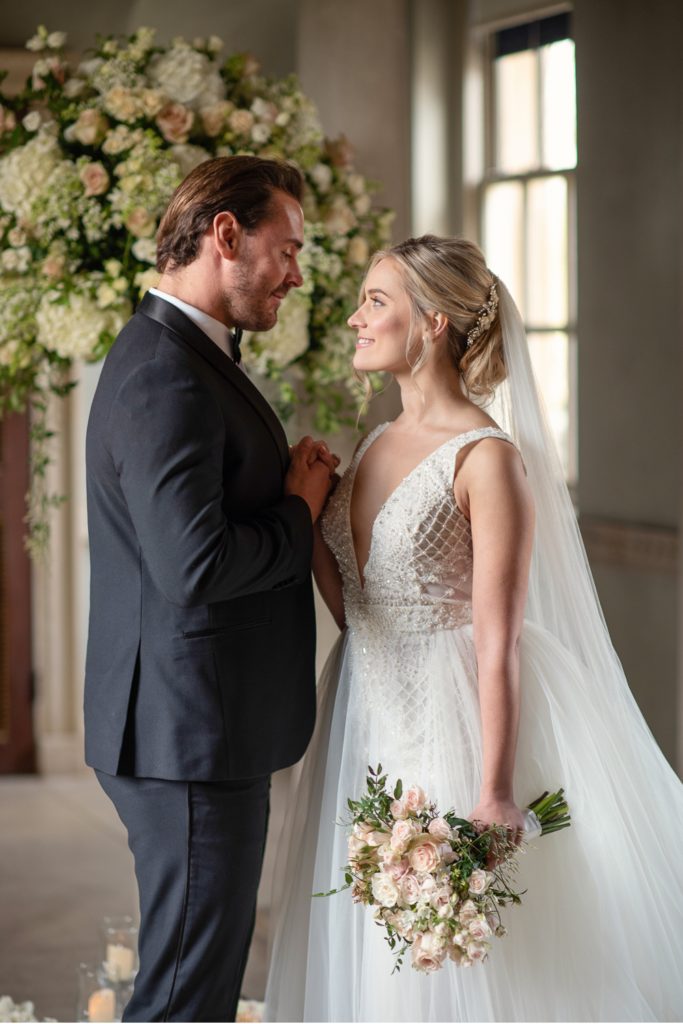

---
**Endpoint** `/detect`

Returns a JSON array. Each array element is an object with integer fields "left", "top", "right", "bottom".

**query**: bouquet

[{"left": 316, "top": 765, "right": 570, "bottom": 973}]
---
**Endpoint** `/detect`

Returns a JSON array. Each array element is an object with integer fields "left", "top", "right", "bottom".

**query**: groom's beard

[{"left": 224, "top": 256, "right": 289, "bottom": 333}]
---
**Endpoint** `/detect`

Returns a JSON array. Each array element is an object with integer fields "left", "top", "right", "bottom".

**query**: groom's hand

[{"left": 285, "top": 436, "right": 335, "bottom": 523}]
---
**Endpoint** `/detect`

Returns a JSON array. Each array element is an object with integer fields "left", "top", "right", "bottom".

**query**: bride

[{"left": 263, "top": 235, "right": 683, "bottom": 1022}]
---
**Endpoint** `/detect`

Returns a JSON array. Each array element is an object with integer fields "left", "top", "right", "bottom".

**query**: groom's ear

[{"left": 212, "top": 211, "right": 242, "bottom": 262}]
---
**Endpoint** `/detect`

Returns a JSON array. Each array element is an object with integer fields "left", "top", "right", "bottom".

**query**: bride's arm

[
  {"left": 455, "top": 438, "right": 535, "bottom": 836},
  {"left": 312, "top": 519, "right": 345, "bottom": 630}
]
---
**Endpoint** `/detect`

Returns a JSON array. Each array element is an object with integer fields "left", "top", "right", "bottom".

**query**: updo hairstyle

[{"left": 366, "top": 234, "right": 506, "bottom": 401}]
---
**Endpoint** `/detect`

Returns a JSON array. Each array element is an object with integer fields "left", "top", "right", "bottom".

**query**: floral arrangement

[
  {"left": 0, "top": 26, "right": 393, "bottom": 552},
  {"left": 0, "top": 996, "right": 55, "bottom": 1023},
  {"left": 316, "top": 766, "right": 570, "bottom": 973}
]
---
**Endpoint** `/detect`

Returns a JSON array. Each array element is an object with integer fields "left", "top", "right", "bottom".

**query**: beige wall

[{"left": 574, "top": 0, "right": 682, "bottom": 763}]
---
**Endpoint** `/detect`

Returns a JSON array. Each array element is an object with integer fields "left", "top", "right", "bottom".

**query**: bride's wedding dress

[{"left": 264, "top": 282, "right": 683, "bottom": 1022}]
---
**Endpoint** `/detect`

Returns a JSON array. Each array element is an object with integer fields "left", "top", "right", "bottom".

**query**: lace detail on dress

[{"left": 320, "top": 424, "right": 516, "bottom": 752}]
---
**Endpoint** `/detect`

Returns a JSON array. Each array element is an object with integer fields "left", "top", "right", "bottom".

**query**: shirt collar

[{"left": 149, "top": 288, "right": 235, "bottom": 361}]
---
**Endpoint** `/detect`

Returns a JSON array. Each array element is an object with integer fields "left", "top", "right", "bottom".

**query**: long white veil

[{"left": 494, "top": 277, "right": 681, "bottom": 794}]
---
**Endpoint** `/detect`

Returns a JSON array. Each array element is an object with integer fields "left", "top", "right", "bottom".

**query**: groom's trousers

[{"left": 96, "top": 770, "right": 270, "bottom": 1023}]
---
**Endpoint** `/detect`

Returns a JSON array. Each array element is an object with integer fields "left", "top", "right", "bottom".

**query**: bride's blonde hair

[{"left": 359, "top": 234, "right": 506, "bottom": 403}]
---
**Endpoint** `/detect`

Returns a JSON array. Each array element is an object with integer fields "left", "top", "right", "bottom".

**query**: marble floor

[{"left": 0, "top": 768, "right": 291, "bottom": 1022}]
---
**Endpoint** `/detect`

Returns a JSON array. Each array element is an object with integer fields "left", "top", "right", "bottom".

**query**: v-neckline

[{"left": 347, "top": 423, "right": 485, "bottom": 591}]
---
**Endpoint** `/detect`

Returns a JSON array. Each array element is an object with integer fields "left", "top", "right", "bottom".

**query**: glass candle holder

[
  {"left": 101, "top": 915, "right": 139, "bottom": 984},
  {"left": 76, "top": 963, "right": 117, "bottom": 1022}
]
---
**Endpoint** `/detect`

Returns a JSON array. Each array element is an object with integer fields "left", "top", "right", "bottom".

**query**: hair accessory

[{"left": 466, "top": 279, "right": 499, "bottom": 348}]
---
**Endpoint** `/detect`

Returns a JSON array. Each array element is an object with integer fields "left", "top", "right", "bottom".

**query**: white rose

[
  {"left": 22, "top": 111, "right": 42, "bottom": 133},
  {"left": 132, "top": 238, "right": 157, "bottom": 264},
  {"left": 309, "top": 161, "right": 333, "bottom": 192},
  {"left": 47, "top": 31, "right": 67, "bottom": 49},
  {"left": 354, "top": 194, "right": 372, "bottom": 216},
  {"left": 65, "top": 108, "right": 109, "bottom": 146},
  {"left": 135, "top": 267, "right": 161, "bottom": 296},
  {"left": 347, "top": 172, "right": 365, "bottom": 196},
  {"left": 8, "top": 227, "right": 27, "bottom": 246},
  {"left": 63, "top": 78, "right": 86, "bottom": 98},
  {"left": 96, "top": 283, "right": 118, "bottom": 308},
  {"left": 104, "top": 86, "right": 140, "bottom": 123},
  {"left": 370, "top": 871, "right": 399, "bottom": 908},
  {"left": 468, "top": 869, "right": 493, "bottom": 896},
  {"left": 251, "top": 122, "right": 271, "bottom": 145}
]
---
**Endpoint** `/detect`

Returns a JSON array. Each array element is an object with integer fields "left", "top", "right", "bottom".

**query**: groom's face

[{"left": 227, "top": 190, "right": 304, "bottom": 332}]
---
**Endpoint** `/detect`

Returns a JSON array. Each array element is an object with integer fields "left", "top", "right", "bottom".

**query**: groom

[{"left": 84, "top": 156, "right": 334, "bottom": 1022}]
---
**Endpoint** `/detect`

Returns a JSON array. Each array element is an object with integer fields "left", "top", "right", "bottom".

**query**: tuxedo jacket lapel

[{"left": 138, "top": 292, "right": 289, "bottom": 471}]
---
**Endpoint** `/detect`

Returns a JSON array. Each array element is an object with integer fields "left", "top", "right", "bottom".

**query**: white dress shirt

[{"left": 149, "top": 287, "right": 236, "bottom": 361}]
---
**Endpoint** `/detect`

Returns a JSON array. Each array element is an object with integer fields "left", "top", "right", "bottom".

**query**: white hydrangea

[
  {"left": 170, "top": 143, "right": 212, "bottom": 177},
  {"left": 244, "top": 290, "right": 311, "bottom": 373},
  {"left": 36, "top": 287, "right": 130, "bottom": 360},
  {"left": 147, "top": 44, "right": 225, "bottom": 109},
  {"left": 0, "top": 129, "right": 63, "bottom": 223}
]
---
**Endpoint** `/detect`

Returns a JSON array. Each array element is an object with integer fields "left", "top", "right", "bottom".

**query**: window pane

[
  {"left": 527, "top": 175, "right": 567, "bottom": 326},
  {"left": 483, "top": 181, "right": 525, "bottom": 316},
  {"left": 527, "top": 331, "right": 569, "bottom": 475},
  {"left": 541, "top": 40, "right": 577, "bottom": 169},
  {"left": 494, "top": 50, "right": 539, "bottom": 173}
]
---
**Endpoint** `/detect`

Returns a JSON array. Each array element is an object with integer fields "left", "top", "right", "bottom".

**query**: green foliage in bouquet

[{"left": 0, "top": 26, "right": 394, "bottom": 552}]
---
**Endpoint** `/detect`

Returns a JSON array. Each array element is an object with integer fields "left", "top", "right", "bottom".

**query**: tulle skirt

[{"left": 264, "top": 622, "right": 683, "bottom": 1022}]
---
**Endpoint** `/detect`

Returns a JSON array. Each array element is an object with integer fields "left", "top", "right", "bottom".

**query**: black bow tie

[{"left": 231, "top": 328, "right": 243, "bottom": 365}]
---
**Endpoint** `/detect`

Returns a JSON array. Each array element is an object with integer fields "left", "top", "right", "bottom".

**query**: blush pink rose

[
  {"left": 407, "top": 836, "right": 441, "bottom": 873},
  {"left": 79, "top": 161, "right": 110, "bottom": 197},
  {"left": 458, "top": 899, "right": 478, "bottom": 924},
  {"left": 370, "top": 871, "right": 399, "bottom": 908},
  {"left": 468, "top": 915, "right": 492, "bottom": 941},
  {"left": 427, "top": 816, "right": 452, "bottom": 841},
  {"left": 399, "top": 872, "right": 421, "bottom": 906},
  {"left": 385, "top": 856, "right": 410, "bottom": 882},
  {"left": 410, "top": 931, "right": 447, "bottom": 973},
  {"left": 404, "top": 785, "right": 427, "bottom": 814},
  {"left": 390, "top": 819, "right": 419, "bottom": 854},
  {"left": 466, "top": 939, "right": 490, "bottom": 962},
  {"left": 156, "top": 102, "right": 194, "bottom": 143},
  {"left": 390, "top": 797, "right": 408, "bottom": 820}
]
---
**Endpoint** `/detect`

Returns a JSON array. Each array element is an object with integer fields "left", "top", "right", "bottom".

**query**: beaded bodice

[{"left": 321, "top": 423, "right": 514, "bottom": 636}]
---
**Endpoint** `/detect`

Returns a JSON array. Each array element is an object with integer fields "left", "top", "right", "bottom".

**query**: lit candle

[
  {"left": 105, "top": 942, "right": 136, "bottom": 982},
  {"left": 88, "top": 987, "right": 116, "bottom": 1022}
]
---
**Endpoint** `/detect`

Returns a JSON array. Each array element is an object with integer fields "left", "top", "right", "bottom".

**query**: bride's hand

[{"left": 468, "top": 796, "right": 526, "bottom": 867}]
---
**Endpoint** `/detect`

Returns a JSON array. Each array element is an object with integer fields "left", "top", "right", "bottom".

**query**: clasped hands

[{"left": 284, "top": 435, "right": 340, "bottom": 523}]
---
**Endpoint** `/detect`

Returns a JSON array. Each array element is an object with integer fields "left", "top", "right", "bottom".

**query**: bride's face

[{"left": 348, "top": 258, "right": 417, "bottom": 374}]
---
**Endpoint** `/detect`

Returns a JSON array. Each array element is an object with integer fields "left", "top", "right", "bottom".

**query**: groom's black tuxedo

[
  {"left": 85, "top": 292, "right": 317, "bottom": 1021},
  {"left": 85, "top": 292, "right": 316, "bottom": 780}
]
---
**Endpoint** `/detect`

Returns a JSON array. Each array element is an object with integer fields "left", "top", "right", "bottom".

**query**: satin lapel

[{"left": 137, "top": 292, "right": 289, "bottom": 471}]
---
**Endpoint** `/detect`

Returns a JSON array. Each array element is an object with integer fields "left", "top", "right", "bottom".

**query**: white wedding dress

[{"left": 264, "top": 422, "right": 683, "bottom": 1022}]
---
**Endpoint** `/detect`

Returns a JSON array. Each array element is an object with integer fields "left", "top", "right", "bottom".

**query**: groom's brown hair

[{"left": 156, "top": 155, "right": 304, "bottom": 272}]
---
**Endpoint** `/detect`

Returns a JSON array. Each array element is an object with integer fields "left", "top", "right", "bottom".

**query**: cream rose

[
  {"left": 347, "top": 235, "right": 369, "bottom": 267},
  {"left": 66, "top": 108, "right": 109, "bottom": 146},
  {"left": 468, "top": 869, "right": 493, "bottom": 896},
  {"left": 79, "top": 161, "right": 110, "bottom": 197},
  {"left": 156, "top": 102, "right": 194, "bottom": 144},
  {"left": 370, "top": 872, "right": 399, "bottom": 908},
  {"left": 468, "top": 915, "right": 492, "bottom": 941},
  {"left": 41, "top": 253, "right": 66, "bottom": 280},
  {"left": 104, "top": 86, "right": 141, "bottom": 123},
  {"left": 228, "top": 109, "right": 255, "bottom": 135},
  {"left": 126, "top": 207, "right": 156, "bottom": 238},
  {"left": 407, "top": 836, "right": 442, "bottom": 874},
  {"left": 200, "top": 101, "right": 234, "bottom": 137},
  {"left": 458, "top": 899, "right": 478, "bottom": 925}
]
